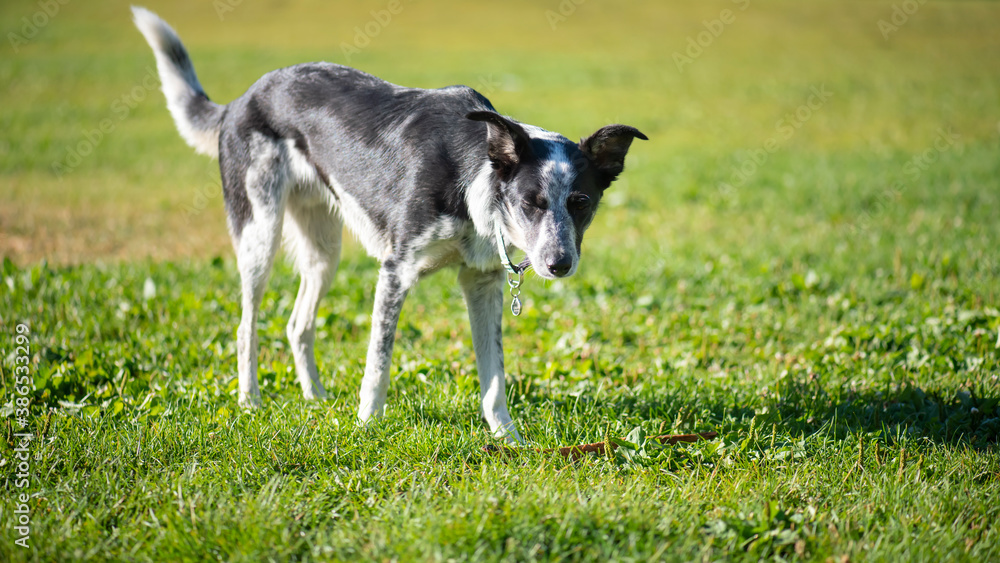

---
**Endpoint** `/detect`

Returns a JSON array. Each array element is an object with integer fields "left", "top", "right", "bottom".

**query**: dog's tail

[{"left": 131, "top": 6, "right": 224, "bottom": 159}]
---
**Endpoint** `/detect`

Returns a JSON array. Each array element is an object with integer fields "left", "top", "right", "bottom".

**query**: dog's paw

[
  {"left": 302, "top": 386, "right": 328, "bottom": 402},
  {"left": 238, "top": 392, "right": 262, "bottom": 409},
  {"left": 493, "top": 424, "right": 524, "bottom": 446}
]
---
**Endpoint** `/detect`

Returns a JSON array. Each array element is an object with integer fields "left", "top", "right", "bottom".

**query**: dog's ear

[
  {"left": 579, "top": 125, "right": 648, "bottom": 186},
  {"left": 467, "top": 111, "right": 532, "bottom": 179}
]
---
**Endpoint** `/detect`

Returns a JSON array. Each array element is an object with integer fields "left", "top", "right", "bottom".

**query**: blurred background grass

[{"left": 2, "top": 0, "right": 998, "bottom": 265}]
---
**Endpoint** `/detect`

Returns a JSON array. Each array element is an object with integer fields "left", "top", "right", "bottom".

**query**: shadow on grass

[{"left": 500, "top": 376, "right": 1000, "bottom": 450}]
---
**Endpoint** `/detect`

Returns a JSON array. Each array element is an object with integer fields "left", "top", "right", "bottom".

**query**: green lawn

[{"left": 2, "top": 0, "right": 999, "bottom": 561}]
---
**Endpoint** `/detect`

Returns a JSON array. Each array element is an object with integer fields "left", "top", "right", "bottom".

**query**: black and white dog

[{"left": 133, "top": 7, "right": 646, "bottom": 442}]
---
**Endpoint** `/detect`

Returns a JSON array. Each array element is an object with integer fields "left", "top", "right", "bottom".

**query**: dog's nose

[{"left": 547, "top": 258, "right": 572, "bottom": 278}]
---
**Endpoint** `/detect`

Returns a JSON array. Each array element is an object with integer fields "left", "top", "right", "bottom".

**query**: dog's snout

[{"left": 547, "top": 257, "right": 572, "bottom": 277}]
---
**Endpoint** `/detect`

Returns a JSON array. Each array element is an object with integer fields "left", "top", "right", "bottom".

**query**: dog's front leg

[
  {"left": 459, "top": 267, "right": 523, "bottom": 444},
  {"left": 357, "top": 261, "right": 410, "bottom": 423}
]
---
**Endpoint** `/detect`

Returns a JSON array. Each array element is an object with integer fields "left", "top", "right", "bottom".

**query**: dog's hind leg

[
  {"left": 235, "top": 213, "right": 283, "bottom": 408},
  {"left": 284, "top": 197, "right": 343, "bottom": 400},
  {"left": 230, "top": 140, "right": 288, "bottom": 409},
  {"left": 459, "top": 267, "right": 522, "bottom": 443},
  {"left": 357, "top": 260, "right": 412, "bottom": 424}
]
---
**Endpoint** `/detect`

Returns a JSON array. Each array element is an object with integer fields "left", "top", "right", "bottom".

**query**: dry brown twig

[{"left": 484, "top": 432, "right": 719, "bottom": 461}]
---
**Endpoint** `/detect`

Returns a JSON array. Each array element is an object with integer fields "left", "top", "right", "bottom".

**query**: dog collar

[
  {"left": 494, "top": 220, "right": 524, "bottom": 316},
  {"left": 494, "top": 220, "right": 521, "bottom": 276}
]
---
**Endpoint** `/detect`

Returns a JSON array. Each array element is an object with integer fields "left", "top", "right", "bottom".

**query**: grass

[{"left": 2, "top": 0, "right": 999, "bottom": 561}]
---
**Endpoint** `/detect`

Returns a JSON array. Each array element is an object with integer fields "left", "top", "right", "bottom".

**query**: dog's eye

[
  {"left": 567, "top": 194, "right": 591, "bottom": 212},
  {"left": 524, "top": 194, "right": 548, "bottom": 211}
]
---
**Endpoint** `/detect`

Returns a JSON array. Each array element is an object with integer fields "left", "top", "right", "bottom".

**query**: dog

[{"left": 132, "top": 7, "right": 646, "bottom": 442}]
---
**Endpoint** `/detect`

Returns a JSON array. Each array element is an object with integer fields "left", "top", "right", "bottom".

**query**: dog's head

[{"left": 468, "top": 111, "right": 647, "bottom": 279}]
